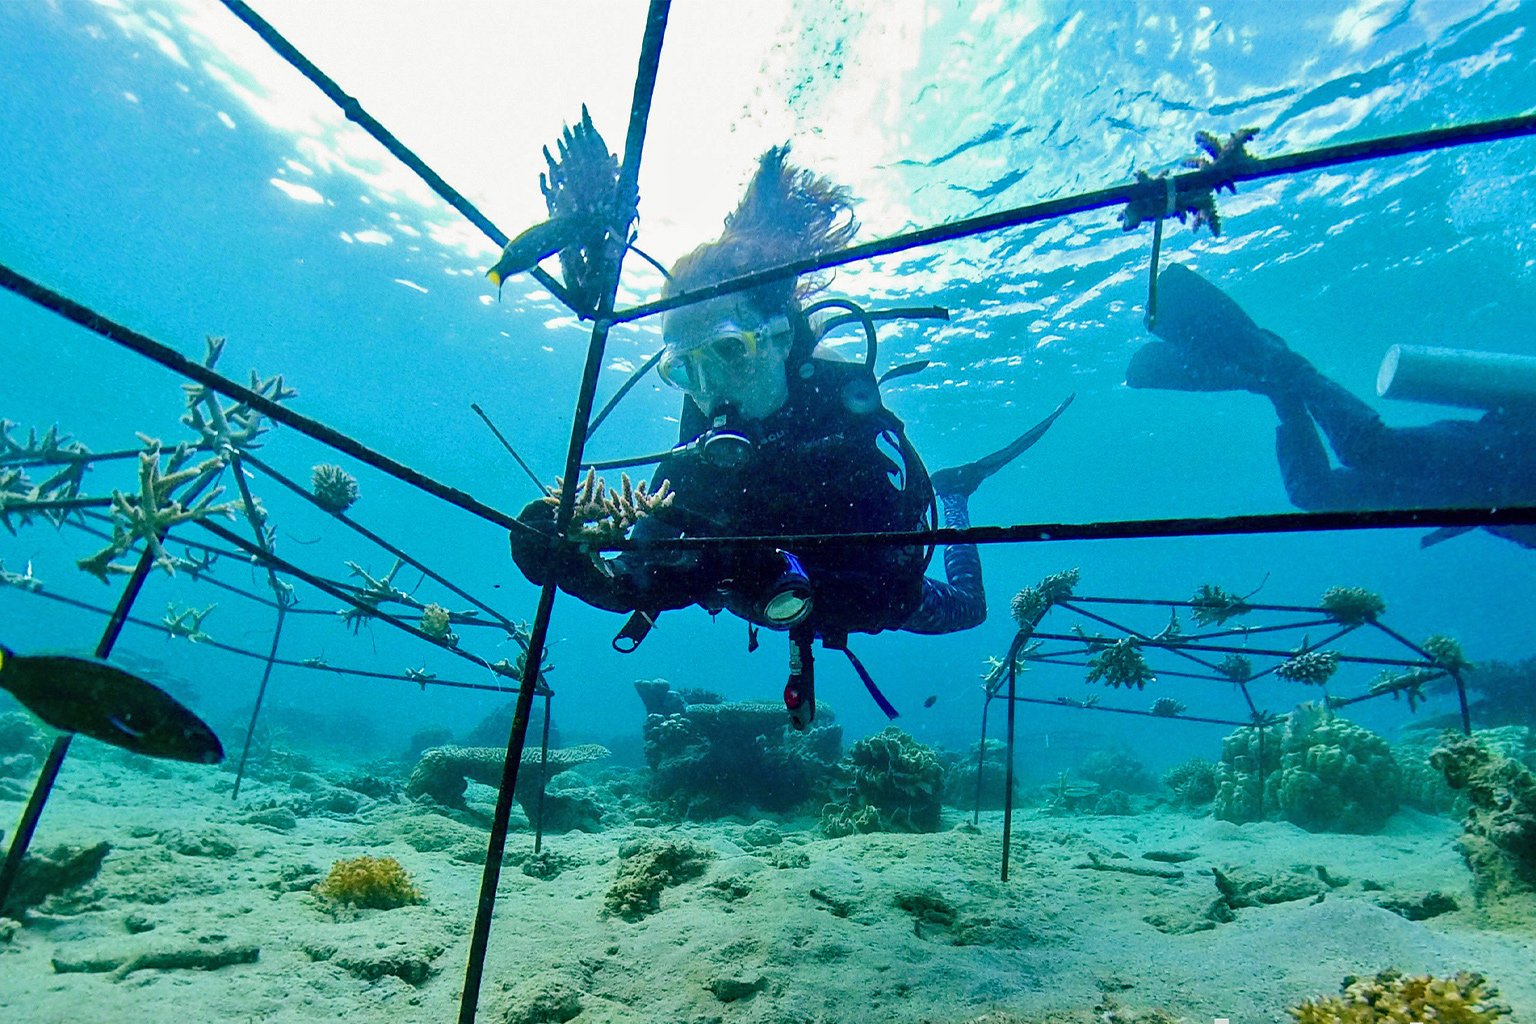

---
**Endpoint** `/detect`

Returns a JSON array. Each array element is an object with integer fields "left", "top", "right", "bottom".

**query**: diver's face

[{"left": 660, "top": 298, "right": 791, "bottom": 420}]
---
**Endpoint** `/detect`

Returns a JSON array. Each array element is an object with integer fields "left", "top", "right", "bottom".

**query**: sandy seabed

[{"left": 1, "top": 748, "right": 1532, "bottom": 1024}]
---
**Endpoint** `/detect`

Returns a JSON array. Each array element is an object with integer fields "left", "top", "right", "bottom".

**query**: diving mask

[{"left": 657, "top": 316, "right": 790, "bottom": 392}]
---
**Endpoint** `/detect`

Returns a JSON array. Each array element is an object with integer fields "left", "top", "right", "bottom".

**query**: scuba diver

[
  {"left": 509, "top": 146, "right": 1070, "bottom": 728},
  {"left": 1126, "top": 263, "right": 1536, "bottom": 549}
]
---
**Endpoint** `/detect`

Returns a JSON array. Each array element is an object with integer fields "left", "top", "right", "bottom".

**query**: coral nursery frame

[{"left": 974, "top": 582, "right": 1473, "bottom": 880}]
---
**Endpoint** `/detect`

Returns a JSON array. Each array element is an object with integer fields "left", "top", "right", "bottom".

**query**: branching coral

[
  {"left": 1216, "top": 654, "right": 1253, "bottom": 683},
  {"left": 162, "top": 602, "right": 216, "bottom": 644},
  {"left": 1288, "top": 969, "right": 1507, "bottom": 1024},
  {"left": 313, "top": 855, "right": 423, "bottom": 910},
  {"left": 1009, "top": 567, "right": 1079, "bottom": 629},
  {"left": 1423, "top": 634, "right": 1473, "bottom": 674},
  {"left": 179, "top": 335, "right": 296, "bottom": 452},
  {"left": 1189, "top": 583, "right": 1254, "bottom": 626},
  {"left": 337, "top": 558, "right": 411, "bottom": 632},
  {"left": 544, "top": 469, "right": 673, "bottom": 552},
  {"left": 1320, "top": 586, "right": 1386, "bottom": 625},
  {"left": 310, "top": 464, "right": 359, "bottom": 514},
  {"left": 1369, "top": 668, "right": 1436, "bottom": 712},
  {"left": 78, "top": 443, "right": 237, "bottom": 581},
  {"left": 1150, "top": 697, "right": 1186, "bottom": 717},
  {"left": 1277, "top": 644, "right": 1339, "bottom": 686},
  {"left": 1119, "top": 128, "right": 1259, "bottom": 237},
  {"left": 1083, "top": 634, "right": 1155, "bottom": 689},
  {"left": 418, "top": 604, "right": 458, "bottom": 647},
  {"left": 0, "top": 421, "right": 92, "bottom": 532}
]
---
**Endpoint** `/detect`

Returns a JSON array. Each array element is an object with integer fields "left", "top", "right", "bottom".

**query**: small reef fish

[
  {"left": 922, "top": 694, "right": 937, "bottom": 708},
  {"left": 485, "top": 217, "right": 585, "bottom": 294},
  {"left": 0, "top": 644, "right": 223, "bottom": 764}
]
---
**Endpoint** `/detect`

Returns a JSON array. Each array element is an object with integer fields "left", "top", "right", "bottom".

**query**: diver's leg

[
  {"left": 1272, "top": 394, "right": 1358, "bottom": 510},
  {"left": 929, "top": 395, "right": 1073, "bottom": 498},
  {"left": 900, "top": 493, "right": 987, "bottom": 635}
]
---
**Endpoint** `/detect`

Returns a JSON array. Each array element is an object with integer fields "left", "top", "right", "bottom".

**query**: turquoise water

[{"left": 1, "top": 1, "right": 1535, "bottom": 1017}]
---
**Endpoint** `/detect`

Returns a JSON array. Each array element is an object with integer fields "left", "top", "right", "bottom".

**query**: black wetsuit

[
  {"left": 1274, "top": 375, "right": 1536, "bottom": 549},
  {"left": 511, "top": 357, "right": 989, "bottom": 636}
]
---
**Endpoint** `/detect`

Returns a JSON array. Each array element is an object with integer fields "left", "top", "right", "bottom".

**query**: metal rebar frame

[
  {"left": 1, "top": 5, "right": 1532, "bottom": 1020},
  {"left": 977, "top": 592, "right": 1473, "bottom": 880}
]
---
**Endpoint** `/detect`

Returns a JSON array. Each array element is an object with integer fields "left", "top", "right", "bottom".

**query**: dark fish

[
  {"left": 923, "top": 694, "right": 937, "bottom": 708},
  {"left": 485, "top": 216, "right": 587, "bottom": 293},
  {"left": 0, "top": 645, "right": 223, "bottom": 764}
]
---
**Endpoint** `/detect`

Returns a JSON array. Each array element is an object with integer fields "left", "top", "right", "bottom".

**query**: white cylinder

[{"left": 1376, "top": 344, "right": 1536, "bottom": 411}]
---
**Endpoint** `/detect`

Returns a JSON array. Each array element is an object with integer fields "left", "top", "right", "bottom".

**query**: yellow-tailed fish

[
  {"left": 0, "top": 644, "right": 223, "bottom": 764},
  {"left": 485, "top": 216, "right": 585, "bottom": 294}
]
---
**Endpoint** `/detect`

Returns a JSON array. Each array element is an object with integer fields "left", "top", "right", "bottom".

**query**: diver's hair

[{"left": 664, "top": 145, "right": 857, "bottom": 320}]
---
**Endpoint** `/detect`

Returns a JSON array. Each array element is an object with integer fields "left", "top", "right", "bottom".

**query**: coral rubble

[{"left": 603, "top": 836, "right": 712, "bottom": 921}]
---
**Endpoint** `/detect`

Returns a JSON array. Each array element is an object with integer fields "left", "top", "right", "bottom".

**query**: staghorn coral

[
  {"left": 1429, "top": 733, "right": 1536, "bottom": 907},
  {"left": 1320, "top": 586, "right": 1386, "bottom": 625},
  {"left": 1369, "top": 668, "right": 1436, "bottom": 712},
  {"left": 310, "top": 464, "right": 359, "bottom": 514},
  {"left": 821, "top": 726, "right": 943, "bottom": 835},
  {"left": 1188, "top": 583, "right": 1253, "bottom": 626},
  {"left": 1009, "top": 567, "right": 1079, "bottom": 629},
  {"left": 1288, "top": 969, "right": 1507, "bottom": 1024},
  {"left": 603, "top": 837, "right": 712, "bottom": 921},
  {"left": 313, "top": 855, "right": 423, "bottom": 910},
  {"left": 77, "top": 443, "right": 238, "bottom": 581},
  {"left": 1150, "top": 696, "right": 1186, "bottom": 717},
  {"left": 545, "top": 468, "right": 673, "bottom": 552}
]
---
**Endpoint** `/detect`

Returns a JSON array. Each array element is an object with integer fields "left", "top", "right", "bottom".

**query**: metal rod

[
  {"left": 532, "top": 691, "right": 553, "bottom": 856},
  {"left": 457, "top": 6, "right": 671, "bottom": 1023},
  {"left": 0, "top": 542, "right": 157, "bottom": 912},
  {"left": 215, "top": 0, "right": 579, "bottom": 314},
  {"left": 972, "top": 692, "right": 991, "bottom": 826},
  {"left": 608, "top": 504, "right": 1536, "bottom": 552},
  {"left": 0, "top": 262, "right": 527, "bottom": 539},
  {"left": 8, "top": 583, "right": 522, "bottom": 695},
  {"left": 1000, "top": 631, "right": 1024, "bottom": 882},
  {"left": 227, "top": 452, "right": 290, "bottom": 801},
  {"left": 609, "top": 112, "right": 1536, "bottom": 325},
  {"left": 239, "top": 452, "right": 526, "bottom": 635}
]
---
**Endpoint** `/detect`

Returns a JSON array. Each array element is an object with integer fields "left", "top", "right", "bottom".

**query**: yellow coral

[
  {"left": 1289, "top": 970, "right": 1507, "bottom": 1024},
  {"left": 313, "top": 855, "right": 424, "bottom": 910}
]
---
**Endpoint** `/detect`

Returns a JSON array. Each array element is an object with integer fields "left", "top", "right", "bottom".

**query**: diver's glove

[{"left": 508, "top": 499, "right": 587, "bottom": 587}]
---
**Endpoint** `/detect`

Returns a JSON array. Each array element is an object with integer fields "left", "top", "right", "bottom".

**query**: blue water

[{"left": 1, "top": 0, "right": 1533, "bottom": 808}]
